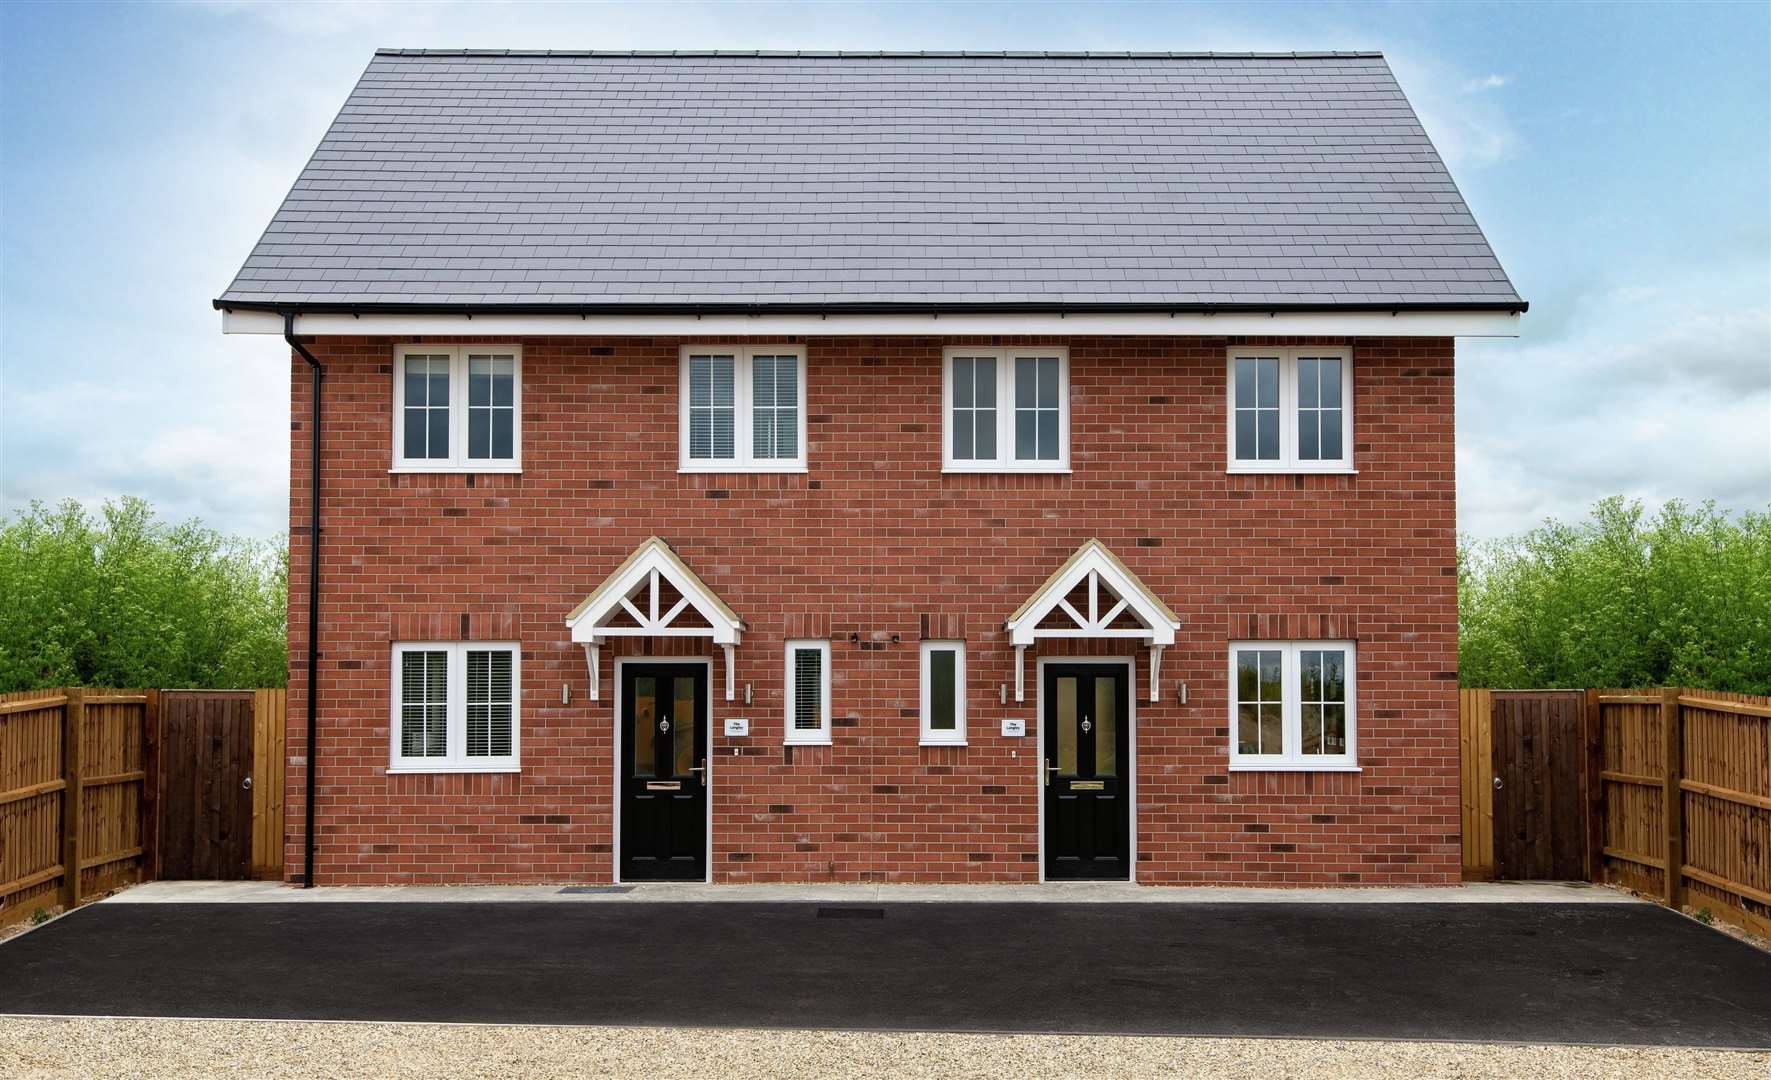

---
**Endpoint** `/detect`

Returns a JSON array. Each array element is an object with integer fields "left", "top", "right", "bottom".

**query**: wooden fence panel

[
  {"left": 1675, "top": 692, "right": 1771, "bottom": 935},
  {"left": 251, "top": 689, "right": 287, "bottom": 880},
  {"left": 1459, "top": 688, "right": 1495, "bottom": 879},
  {"left": 2, "top": 686, "right": 277, "bottom": 926},
  {"left": 0, "top": 691, "right": 67, "bottom": 926},
  {"left": 1598, "top": 691, "right": 1667, "bottom": 899}
]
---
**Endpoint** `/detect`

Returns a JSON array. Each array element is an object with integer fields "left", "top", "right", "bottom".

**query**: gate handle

[
  {"left": 243, "top": 776, "right": 253, "bottom": 790},
  {"left": 1492, "top": 776, "right": 1502, "bottom": 790}
]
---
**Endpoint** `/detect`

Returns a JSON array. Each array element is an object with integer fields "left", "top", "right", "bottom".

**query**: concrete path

[
  {"left": 2, "top": 897, "right": 1767, "bottom": 1047},
  {"left": 108, "top": 878, "right": 1635, "bottom": 904}
]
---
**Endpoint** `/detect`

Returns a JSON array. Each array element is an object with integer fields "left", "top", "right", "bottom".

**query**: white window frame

[
  {"left": 391, "top": 344, "right": 523, "bottom": 472},
  {"left": 678, "top": 345, "right": 808, "bottom": 473},
  {"left": 941, "top": 346, "right": 1071, "bottom": 473},
  {"left": 389, "top": 641, "right": 522, "bottom": 773},
  {"left": 783, "top": 639, "right": 831, "bottom": 745},
  {"left": 919, "top": 640, "right": 967, "bottom": 746},
  {"left": 1226, "top": 640, "right": 1358, "bottom": 771},
  {"left": 1225, "top": 346, "right": 1354, "bottom": 473}
]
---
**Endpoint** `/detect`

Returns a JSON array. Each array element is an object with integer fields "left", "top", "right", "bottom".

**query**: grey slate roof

[{"left": 216, "top": 50, "right": 1523, "bottom": 311}]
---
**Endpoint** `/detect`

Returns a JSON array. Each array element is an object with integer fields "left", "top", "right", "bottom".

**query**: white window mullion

[
  {"left": 448, "top": 645, "right": 467, "bottom": 769},
  {"left": 735, "top": 349, "right": 755, "bottom": 467},
  {"left": 1282, "top": 646, "right": 1302, "bottom": 766},
  {"left": 996, "top": 354, "right": 1014, "bottom": 461},
  {"left": 1278, "top": 354, "right": 1296, "bottom": 467}
]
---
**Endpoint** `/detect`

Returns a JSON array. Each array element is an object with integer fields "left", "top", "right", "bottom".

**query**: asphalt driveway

[{"left": 1, "top": 901, "right": 1768, "bottom": 1047}]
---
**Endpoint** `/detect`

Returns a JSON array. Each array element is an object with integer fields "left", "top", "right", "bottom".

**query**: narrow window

[
  {"left": 467, "top": 354, "right": 516, "bottom": 462},
  {"left": 1227, "top": 348, "right": 1352, "bottom": 471},
  {"left": 1232, "top": 356, "right": 1280, "bottom": 462},
  {"left": 1228, "top": 641, "right": 1356, "bottom": 770},
  {"left": 784, "top": 639, "right": 831, "bottom": 745},
  {"left": 751, "top": 353, "right": 800, "bottom": 460},
  {"left": 393, "top": 345, "right": 521, "bottom": 471},
  {"left": 687, "top": 353, "right": 737, "bottom": 462},
  {"left": 919, "top": 640, "right": 966, "bottom": 745},
  {"left": 1014, "top": 356, "right": 1062, "bottom": 462},
  {"left": 943, "top": 348, "right": 1069, "bottom": 472},
  {"left": 465, "top": 648, "right": 514, "bottom": 758},
  {"left": 680, "top": 346, "right": 806, "bottom": 471},
  {"left": 402, "top": 354, "right": 452, "bottom": 461},
  {"left": 399, "top": 648, "right": 449, "bottom": 758},
  {"left": 391, "top": 642, "right": 521, "bottom": 772},
  {"left": 949, "top": 356, "right": 997, "bottom": 461}
]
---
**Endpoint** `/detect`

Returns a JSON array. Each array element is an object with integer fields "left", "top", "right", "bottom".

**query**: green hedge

[
  {"left": 0, "top": 498, "right": 287, "bottom": 692},
  {"left": 1459, "top": 498, "right": 1771, "bottom": 694}
]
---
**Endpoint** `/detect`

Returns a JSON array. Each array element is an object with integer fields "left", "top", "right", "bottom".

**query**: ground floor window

[
  {"left": 919, "top": 640, "right": 966, "bottom": 745},
  {"left": 1227, "top": 641, "right": 1356, "bottom": 770},
  {"left": 390, "top": 642, "right": 520, "bottom": 772},
  {"left": 784, "top": 639, "right": 830, "bottom": 745}
]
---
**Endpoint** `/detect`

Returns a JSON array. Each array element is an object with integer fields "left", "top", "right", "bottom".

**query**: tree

[
  {"left": 1459, "top": 498, "right": 1771, "bottom": 693},
  {"left": 0, "top": 498, "right": 287, "bottom": 691}
]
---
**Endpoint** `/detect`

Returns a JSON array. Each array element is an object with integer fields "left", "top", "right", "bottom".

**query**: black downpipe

[{"left": 284, "top": 313, "right": 322, "bottom": 888}]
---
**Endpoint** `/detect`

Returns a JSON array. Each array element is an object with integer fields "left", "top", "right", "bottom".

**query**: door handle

[
  {"left": 689, "top": 762, "right": 706, "bottom": 778},
  {"left": 1044, "top": 762, "right": 1058, "bottom": 786},
  {"left": 1492, "top": 776, "right": 1502, "bottom": 790},
  {"left": 242, "top": 776, "right": 253, "bottom": 790}
]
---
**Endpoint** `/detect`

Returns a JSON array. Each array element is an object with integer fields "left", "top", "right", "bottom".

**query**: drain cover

[
  {"left": 558, "top": 885, "right": 635, "bottom": 895},
  {"left": 816, "top": 906, "right": 885, "bottom": 920}
]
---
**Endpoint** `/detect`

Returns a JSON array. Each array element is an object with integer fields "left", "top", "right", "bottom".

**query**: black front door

[
  {"left": 620, "top": 663, "right": 709, "bottom": 881},
  {"left": 1043, "top": 663, "right": 1131, "bottom": 880}
]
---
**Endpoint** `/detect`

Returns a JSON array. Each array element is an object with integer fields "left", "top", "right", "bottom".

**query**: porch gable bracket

[
  {"left": 1004, "top": 539, "right": 1182, "bottom": 703},
  {"left": 565, "top": 537, "right": 745, "bottom": 700}
]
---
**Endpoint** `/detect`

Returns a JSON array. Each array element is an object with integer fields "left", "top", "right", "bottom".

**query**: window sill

[
  {"left": 390, "top": 465, "right": 523, "bottom": 475},
  {"left": 783, "top": 737, "right": 832, "bottom": 747},
  {"left": 678, "top": 464, "right": 808, "bottom": 475},
  {"left": 387, "top": 765, "right": 522, "bottom": 775},
  {"left": 1226, "top": 465, "right": 1357, "bottom": 476},
  {"left": 942, "top": 465, "right": 1071, "bottom": 475},
  {"left": 1228, "top": 763, "right": 1361, "bottom": 773}
]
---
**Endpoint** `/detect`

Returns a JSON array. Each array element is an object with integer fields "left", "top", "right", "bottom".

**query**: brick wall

[{"left": 284, "top": 334, "right": 1460, "bottom": 886}]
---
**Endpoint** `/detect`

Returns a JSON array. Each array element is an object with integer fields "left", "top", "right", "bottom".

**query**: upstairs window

[
  {"left": 391, "top": 642, "right": 521, "bottom": 773},
  {"left": 680, "top": 346, "right": 806, "bottom": 471},
  {"left": 919, "top": 640, "right": 966, "bottom": 746},
  {"left": 784, "top": 639, "right": 831, "bottom": 745},
  {"left": 1227, "top": 641, "right": 1356, "bottom": 771},
  {"left": 393, "top": 345, "right": 521, "bottom": 471},
  {"left": 1226, "top": 347, "right": 1353, "bottom": 471},
  {"left": 943, "top": 347, "right": 1069, "bottom": 472}
]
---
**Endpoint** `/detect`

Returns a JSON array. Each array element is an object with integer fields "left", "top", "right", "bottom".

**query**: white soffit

[{"left": 223, "top": 309, "right": 1522, "bottom": 338}]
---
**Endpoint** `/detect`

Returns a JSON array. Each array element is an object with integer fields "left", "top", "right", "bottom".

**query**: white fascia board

[{"left": 224, "top": 308, "right": 1522, "bottom": 338}]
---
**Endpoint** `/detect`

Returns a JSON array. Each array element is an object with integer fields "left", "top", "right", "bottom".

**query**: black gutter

[
  {"left": 284, "top": 313, "right": 323, "bottom": 889},
  {"left": 219, "top": 298, "right": 1527, "bottom": 316}
]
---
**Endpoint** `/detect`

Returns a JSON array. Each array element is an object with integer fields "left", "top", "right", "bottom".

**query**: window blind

[
  {"left": 400, "top": 649, "right": 448, "bottom": 757},
  {"left": 792, "top": 647, "right": 823, "bottom": 731},
  {"left": 466, "top": 649, "right": 514, "bottom": 757}
]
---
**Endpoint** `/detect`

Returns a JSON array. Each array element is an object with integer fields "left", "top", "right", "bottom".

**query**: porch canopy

[
  {"left": 1005, "top": 539, "right": 1182, "bottom": 703},
  {"left": 566, "top": 537, "right": 745, "bottom": 701}
]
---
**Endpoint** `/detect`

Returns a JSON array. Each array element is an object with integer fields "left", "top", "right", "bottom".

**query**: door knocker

[
  {"left": 660, "top": 718, "right": 671, "bottom": 733},
  {"left": 1081, "top": 718, "right": 1092, "bottom": 734}
]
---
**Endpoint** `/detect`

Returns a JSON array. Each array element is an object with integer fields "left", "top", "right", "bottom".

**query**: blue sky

[{"left": 2, "top": 0, "right": 1766, "bottom": 540}]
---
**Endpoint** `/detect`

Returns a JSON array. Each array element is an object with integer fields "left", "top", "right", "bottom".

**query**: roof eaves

[{"left": 372, "top": 48, "right": 1387, "bottom": 60}]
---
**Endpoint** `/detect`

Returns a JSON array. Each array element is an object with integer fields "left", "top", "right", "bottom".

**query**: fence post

[
  {"left": 60, "top": 688, "right": 86, "bottom": 910},
  {"left": 141, "top": 689, "right": 162, "bottom": 881},
  {"left": 1583, "top": 688, "right": 1603, "bottom": 883},
  {"left": 1661, "top": 686, "right": 1684, "bottom": 909}
]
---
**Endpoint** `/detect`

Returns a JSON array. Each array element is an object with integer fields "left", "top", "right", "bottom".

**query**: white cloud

[
  {"left": 1462, "top": 73, "right": 1510, "bottom": 93},
  {"left": 1458, "top": 284, "right": 1771, "bottom": 539}
]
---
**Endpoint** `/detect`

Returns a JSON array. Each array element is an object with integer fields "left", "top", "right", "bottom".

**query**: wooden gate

[
  {"left": 158, "top": 691, "right": 255, "bottom": 880},
  {"left": 1489, "top": 690, "right": 1588, "bottom": 880}
]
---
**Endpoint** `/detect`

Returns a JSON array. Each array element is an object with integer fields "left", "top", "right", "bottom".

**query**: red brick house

[{"left": 216, "top": 50, "right": 1524, "bottom": 886}]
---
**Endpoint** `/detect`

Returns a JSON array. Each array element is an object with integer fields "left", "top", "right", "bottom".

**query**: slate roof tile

[{"left": 219, "top": 53, "right": 1520, "bottom": 310}]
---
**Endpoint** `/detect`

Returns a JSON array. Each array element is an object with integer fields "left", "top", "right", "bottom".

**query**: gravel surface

[{"left": 2, "top": 1018, "right": 1766, "bottom": 1079}]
